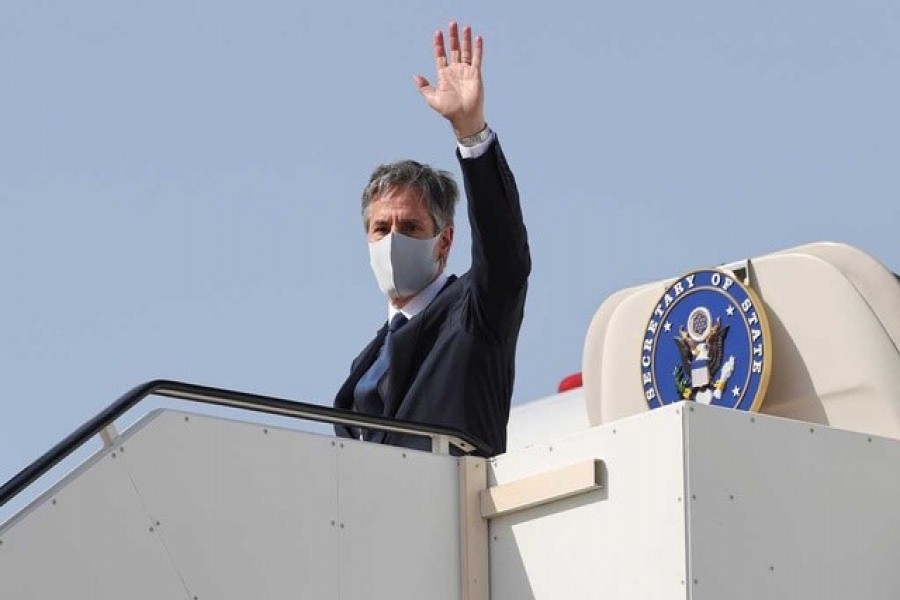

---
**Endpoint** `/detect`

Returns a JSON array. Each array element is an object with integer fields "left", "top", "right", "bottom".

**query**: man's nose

[{"left": 389, "top": 221, "right": 409, "bottom": 236}]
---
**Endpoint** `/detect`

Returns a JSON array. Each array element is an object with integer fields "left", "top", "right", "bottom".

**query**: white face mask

[{"left": 368, "top": 232, "right": 442, "bottom": 299}]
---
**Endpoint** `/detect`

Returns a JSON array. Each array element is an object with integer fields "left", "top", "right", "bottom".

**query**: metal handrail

[{"left": 0, "top": 379, "right": 491, "bottom": 508}]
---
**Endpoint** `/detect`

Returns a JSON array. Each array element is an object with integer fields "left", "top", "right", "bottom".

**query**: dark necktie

[{"left": 353, "top": 313, "right": 408, "bottom": 425}]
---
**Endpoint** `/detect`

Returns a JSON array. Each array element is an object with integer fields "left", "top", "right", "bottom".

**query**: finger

[
  {"left": 433, "top": 30, "right": 448, "bottom": 70},
  {"left": 448, "top": 21, "right": 461, "bottom": 63},
  {"left": 461, "top": 25, "right": 472, "bottom": 64},
  {"left": 472, "top": 35, "right": 484, "bottom": 69}
]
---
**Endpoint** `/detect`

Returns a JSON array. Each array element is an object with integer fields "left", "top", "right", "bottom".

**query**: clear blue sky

[{"left": 2, "top": 1, "right": 898, "bottom": 516}]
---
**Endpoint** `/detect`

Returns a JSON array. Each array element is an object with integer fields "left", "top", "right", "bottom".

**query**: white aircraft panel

[
  {"left": 506, "top": 389, "right": 591, "bottom": 450},
  {"left": 489, "top": 404, "right": 689, "bottom": 600},
  {"left": 119, "top": 410, "right": 340, "bottom": 600},
  {"left": 335, "top": 439, "right": 461, "bottom": 600},
  {"left": 684, "top": 403, "right": 900, "bottom": 599},
  {"left": 0, "top": 448, "right": 189, "bottom": 600}
]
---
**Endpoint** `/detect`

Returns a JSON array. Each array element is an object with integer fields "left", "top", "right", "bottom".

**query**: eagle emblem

[
  {"left": 640, "top": 268, "right": 772, "bottom": 412},
  {"left": 673, "top": 307, "right": 734, "bottom": 404}
]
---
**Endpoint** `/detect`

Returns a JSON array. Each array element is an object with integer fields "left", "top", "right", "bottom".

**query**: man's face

[{"left": 366, "top": 186, "right": 453, "bottom": 264}]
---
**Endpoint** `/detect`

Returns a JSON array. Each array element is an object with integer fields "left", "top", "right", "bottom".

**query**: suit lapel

[
  {"left": 334, "top": 324, "right": 388, "bottom": 412},
  {"left": 378, "top": 275, "right": 458, "bottom": 425},
  {"left": 378, "top": 315, "right": 422, "bottom": 422}
]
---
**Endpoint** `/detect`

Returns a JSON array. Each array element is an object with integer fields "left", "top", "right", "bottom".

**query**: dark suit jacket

[{"left": 334, "top": 138, "right": 530, "bottom": 456}]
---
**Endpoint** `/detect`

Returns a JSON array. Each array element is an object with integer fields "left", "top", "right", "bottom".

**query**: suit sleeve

[{"left": 458, "top": 137, "right": 531, "bottom": 340}]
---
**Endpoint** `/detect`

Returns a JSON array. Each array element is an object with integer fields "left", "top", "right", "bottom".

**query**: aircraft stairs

[{"left": 2, "top": 241, "right": 900, "bottom": 599}]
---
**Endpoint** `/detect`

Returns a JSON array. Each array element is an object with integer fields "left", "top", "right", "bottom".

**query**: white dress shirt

[{"left": 388, "top": 272, "right": 449, "bottom": 322}]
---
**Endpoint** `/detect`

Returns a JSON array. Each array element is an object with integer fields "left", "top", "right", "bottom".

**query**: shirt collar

[{"left": 388, "top": 272, "right": 450, "bottom": 323}]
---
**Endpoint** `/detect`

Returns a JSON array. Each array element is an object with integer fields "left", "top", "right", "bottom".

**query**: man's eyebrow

[
  {"left": 397, "top": 216, "right": 427, "bottom": 225},
  {"left": 368, "top": 215, "right": 428, "bottom": 230}
]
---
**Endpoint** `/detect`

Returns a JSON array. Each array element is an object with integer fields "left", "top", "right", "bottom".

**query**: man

[{"left": 333, "top": 22, "right": 530, "bottom": 457}]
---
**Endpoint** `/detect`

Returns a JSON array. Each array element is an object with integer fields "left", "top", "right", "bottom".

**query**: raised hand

[{"left": 414, "top": 22, "right": 486, "bottom": 140}]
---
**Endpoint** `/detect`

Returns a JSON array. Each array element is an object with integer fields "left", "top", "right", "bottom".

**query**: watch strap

[{"left": 457, "top": 124, "right": 492, "bottom": 147}]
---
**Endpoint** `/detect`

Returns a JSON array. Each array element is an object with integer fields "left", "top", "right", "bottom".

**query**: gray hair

[{"left": 361, "top": 160, "right": 459, "bottom": 232}]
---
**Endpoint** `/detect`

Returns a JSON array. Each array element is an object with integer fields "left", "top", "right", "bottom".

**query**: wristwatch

[{"left": 458, "top": 124, "right": 492, "bottom": 147}]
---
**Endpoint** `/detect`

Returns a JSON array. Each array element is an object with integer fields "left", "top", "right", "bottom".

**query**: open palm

[
  {"left": 415, "top": 23, "right": 486, "bottom": 139},
  {"left": 423, "top": 63, "right": 481, "bottom": 121}
]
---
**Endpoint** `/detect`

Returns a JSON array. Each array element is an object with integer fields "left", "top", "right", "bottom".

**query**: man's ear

[{"left": 437, "top": 226, "right": 454, "bottom": 267}]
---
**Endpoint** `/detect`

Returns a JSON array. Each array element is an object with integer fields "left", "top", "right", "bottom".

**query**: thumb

[{"left": 414, "top": 75, "right": 435, "bottom": 99}]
